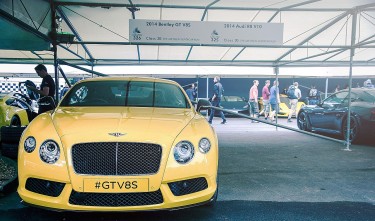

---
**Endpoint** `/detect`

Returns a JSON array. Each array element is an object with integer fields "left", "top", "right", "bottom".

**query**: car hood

[{"left": 52, "top": 107, "right": 195, "bottom": 143}]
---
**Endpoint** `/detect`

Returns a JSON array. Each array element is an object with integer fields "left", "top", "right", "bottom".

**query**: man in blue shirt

[
  {"left": 269, "top": 80, "right": 280, "bottom": 122},
  {"left": 185, "top": 83, "right": 197, "bottom": 102},
  {"left": 208, "top": 76, "right": 226, "bottom": 124}
]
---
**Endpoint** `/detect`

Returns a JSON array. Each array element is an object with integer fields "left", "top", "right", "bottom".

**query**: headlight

[
  {"left": 198, "top": 138, "right": 211, "bottom": 153},
  {"left": 39, "top": 140, "right": 60, "bottom": 164},
  {"left": 173, "top": 141, "right": 194, "bottom": 164},
  {"left": 24, "top": 136, "right": 36, "bottom": 153}
]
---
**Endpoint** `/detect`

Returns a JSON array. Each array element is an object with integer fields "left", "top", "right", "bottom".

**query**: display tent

[
  {"left": 1, "top": 0, "right": 375, "bottom": 149},
  {"left": 0, "top": 0, "right": 374, "bottom": 77}
]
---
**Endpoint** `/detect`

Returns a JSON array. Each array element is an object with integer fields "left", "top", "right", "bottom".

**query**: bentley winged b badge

[{"left": 108, "top": 132, "right": 126, "bottom": 137}]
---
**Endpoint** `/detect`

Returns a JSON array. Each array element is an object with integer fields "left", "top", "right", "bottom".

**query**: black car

[
  {"left": 297, "top": 88, "right": 375, "bottom": 143},
  {"left": 208, "top": 95, "right": 249, "bottom": 117}
]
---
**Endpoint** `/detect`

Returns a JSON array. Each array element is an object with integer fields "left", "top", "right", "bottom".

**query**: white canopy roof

[{"left": 0, "top": 0, "right": 374, "bottom": 77}]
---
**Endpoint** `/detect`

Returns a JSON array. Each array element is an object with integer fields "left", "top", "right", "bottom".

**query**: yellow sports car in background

[
  {"left": 0, "top": 81, "right": 39, "bottom": 130},
  {"left": 258, "top": 94, "right": 306, "bottom": 117},
  {"left": 0, "top": 92, "right": 33, "bottom": 128},
  {"left": 18, "top": 77, "right": 218, "bottom": 211}
]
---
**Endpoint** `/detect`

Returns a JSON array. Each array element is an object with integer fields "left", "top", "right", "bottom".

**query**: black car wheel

[
  {"left": 297, "top": 111, "right": 310, "bottom": 131},
  {"left": 342, "top": 116, "right": 360, "bottom": 143},
  {"left": 10, "top": 116, "right": 21, "bottom": 127}
]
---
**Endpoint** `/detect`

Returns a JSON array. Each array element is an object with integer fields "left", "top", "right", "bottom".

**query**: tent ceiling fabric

[{"left": 0, "top": 0, "right": 375, "bottom": 72}]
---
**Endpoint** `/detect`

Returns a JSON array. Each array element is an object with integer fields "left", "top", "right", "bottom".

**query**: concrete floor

[{"left": 0, "top": 118, "right": 374, "bottom": 220}]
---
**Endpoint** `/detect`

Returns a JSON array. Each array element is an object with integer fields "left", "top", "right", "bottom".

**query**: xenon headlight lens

[
  {"left": 173, "top": 141, "right": 194, "bottom": 164},
  {"left": 24, "top": 136, "right": 36, "bottom": 153},
  {"left": 39, "top": 140, "right": 60, "bottom": 164},
  {"left": 198, "top": 138, "right": 211, "bottom": 153}
]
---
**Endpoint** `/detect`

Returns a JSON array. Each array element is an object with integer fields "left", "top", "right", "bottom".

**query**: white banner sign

[{"left": 129, "top": 19, "right": 283, "bottom": 46}]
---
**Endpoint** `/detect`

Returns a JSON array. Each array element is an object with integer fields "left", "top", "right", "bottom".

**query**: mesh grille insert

[
  {"left": 69, "top": 189, "right": 163, "bottom": 207},
  {"left": 72, "top": 142, "right": 162, "bottom": 175},
  {"left": 25, "top": 178, "right": 65, "bottom": 197},
  {"left": 168, "top": 177, "right": 208, "bottom": 196}
]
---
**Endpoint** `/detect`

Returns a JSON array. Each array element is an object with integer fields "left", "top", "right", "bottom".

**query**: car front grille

[
  {"left": 69, "top": 189, "right": 164, "bottom": 207},
  {"left": 72, "top": 142, "right": 162, "bottom": 175}
]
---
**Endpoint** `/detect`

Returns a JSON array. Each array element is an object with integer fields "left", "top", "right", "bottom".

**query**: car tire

[
  {"left": 297, "top": 111, "right": 311, "bottom": 131},
  {"left": 1, "top": 126, "right": 26, "bottom": 143},
  {"left": 1, "top": 142, "right": 19, "bottom": 159},
  {"left": 342, "top": 115, "right": 360, "bottom": 143},
  {"left": 10, "top": 116, "right": 21, "bottom": 127}
]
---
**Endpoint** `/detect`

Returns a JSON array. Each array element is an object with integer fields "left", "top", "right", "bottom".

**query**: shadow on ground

[{"left": 1, "top": 200, "right": 374, "bottom": 221}]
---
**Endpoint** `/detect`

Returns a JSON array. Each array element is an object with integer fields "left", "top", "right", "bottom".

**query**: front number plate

[{"left": 83, "top": 179, "right": 149, "bottom": 193}]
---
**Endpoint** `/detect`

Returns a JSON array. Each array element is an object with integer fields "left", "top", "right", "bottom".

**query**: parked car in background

[
  {"left": 297, "top": 88, "right": 375, "bottom": 143},
  {"left": 18, "top": 77, "right": 218, "bottom": 211},
  {"left": 258, "top": 94, "right": 305, "bottom": 118},
  {"left": 0, "top": 81, "right": 40, "bottom": 159},
  {"left": 0, "top": 92, "right": 36, "bottom": 127},
  {"left": 207, "top": 95, "right": 249, "bottom": 117}
]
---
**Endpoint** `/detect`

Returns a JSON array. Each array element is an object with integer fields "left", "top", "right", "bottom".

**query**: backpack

[
  {"left": 287, "top": 85, "right": 297, "bottom": 99},
  {"left": 309, "top": 88, "right": 317, "bottom": 97}
]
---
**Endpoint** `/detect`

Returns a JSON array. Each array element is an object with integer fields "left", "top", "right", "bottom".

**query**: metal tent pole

[
  {"left": 325, "top": 78, "right": 329, "bottom": 99},
  {"left": 50, "top": 0, "right": 59, "bottom": 103},
  {"left": 274, "top": 66, "right": 279, "bottom": 131},
  {"left": 344, "top": 9, "right": 358, "bottom": 151},
  {"left": 206, "top": 77, "right": 209, "bottom": 99}
]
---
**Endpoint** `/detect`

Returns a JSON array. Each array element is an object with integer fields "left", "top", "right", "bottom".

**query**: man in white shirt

[{"left": 287, "top": 82, "right": 301, "bottom": 122}]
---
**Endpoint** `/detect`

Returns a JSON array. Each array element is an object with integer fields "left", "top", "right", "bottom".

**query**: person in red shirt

[
  {"left": 260, "top": 80, "right": 271, "bottom": 120},
  {"left": 248, "top": 80, "right": 259, "bottom": 123}
]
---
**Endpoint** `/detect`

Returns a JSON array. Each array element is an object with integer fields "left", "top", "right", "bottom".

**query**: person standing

[
  {"left": 185, "top": 83, "right": 197, "bottom": 102},
  {"left": 27, "top": 64, "right": 56, "bottom": 114},
  {"left": 287, "top": 82, "right": 302, "bottom": 122},
  {"left": 308, "top": 85, "right": 319, "bottom": 105},
  {"left": 248, "top": 80, "right": 259, "bottom": 123},
  {"left": 269, "top": 80, "right": 280, "bottom": 122},
  {"left": 60, "top": 83, "right": 70, "bottom": 99},
  {"left": 334, "top": 84, "right": 340, "bottom": 92},
  {"left": 261, "top": 80, "right": 271, "bottom": 120},
  {"left": 208, "top": 76, "right": 226, "bottom": 124}
]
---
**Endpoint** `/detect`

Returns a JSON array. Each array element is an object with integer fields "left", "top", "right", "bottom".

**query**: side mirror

[
  {"left": 5, "top": 98, "right": 16, "bottom": 105},
  {"left": 196, "top": 99, "right": 211, "bottom": 112}
]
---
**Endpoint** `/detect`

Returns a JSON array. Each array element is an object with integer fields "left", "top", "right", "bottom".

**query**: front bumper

[{"left": 18, "top": 175, "right": 217, "bottom": 211}]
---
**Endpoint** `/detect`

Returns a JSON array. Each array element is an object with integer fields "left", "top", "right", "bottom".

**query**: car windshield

[
  {"left": 323, "top": 91, "right": 349, "bottom": 104},
  {"left": 60, "top": 80, "right": 190, "bottom": 108},
  {"left": 360, "top": 90, "right": 375, "bottom": 103},
  {"left": 223, "top": 96, "right": 244, "bottom": 102}
]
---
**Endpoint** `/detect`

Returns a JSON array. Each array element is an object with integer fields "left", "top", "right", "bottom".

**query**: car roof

[
  {"left": 79, "top": 77, "right": 179, "bottom": 86},
  {"left": 341, "top": 88, "right": 375, "bottom": 92}
]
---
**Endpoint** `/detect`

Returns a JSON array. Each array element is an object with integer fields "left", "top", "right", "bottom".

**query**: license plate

[{"left": 83, "top": 178, "right": 149, "bottom": 193}]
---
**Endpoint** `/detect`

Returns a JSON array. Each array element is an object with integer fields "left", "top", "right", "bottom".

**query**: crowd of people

[
  {"left": 24, "top": 66, "right": 374, "bottom": 124},
  {"left": 195, "top": 77, "right": 374, "bottom": 125}
]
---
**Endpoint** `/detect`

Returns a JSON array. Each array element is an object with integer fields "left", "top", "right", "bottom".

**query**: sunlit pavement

[{"left": 1, "top": 118, "right": 374, "bottom": 221}]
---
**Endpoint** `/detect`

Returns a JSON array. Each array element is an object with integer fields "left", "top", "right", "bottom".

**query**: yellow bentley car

[{"left": 18, "top": 77, "right": 218, "bottom": 211}]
